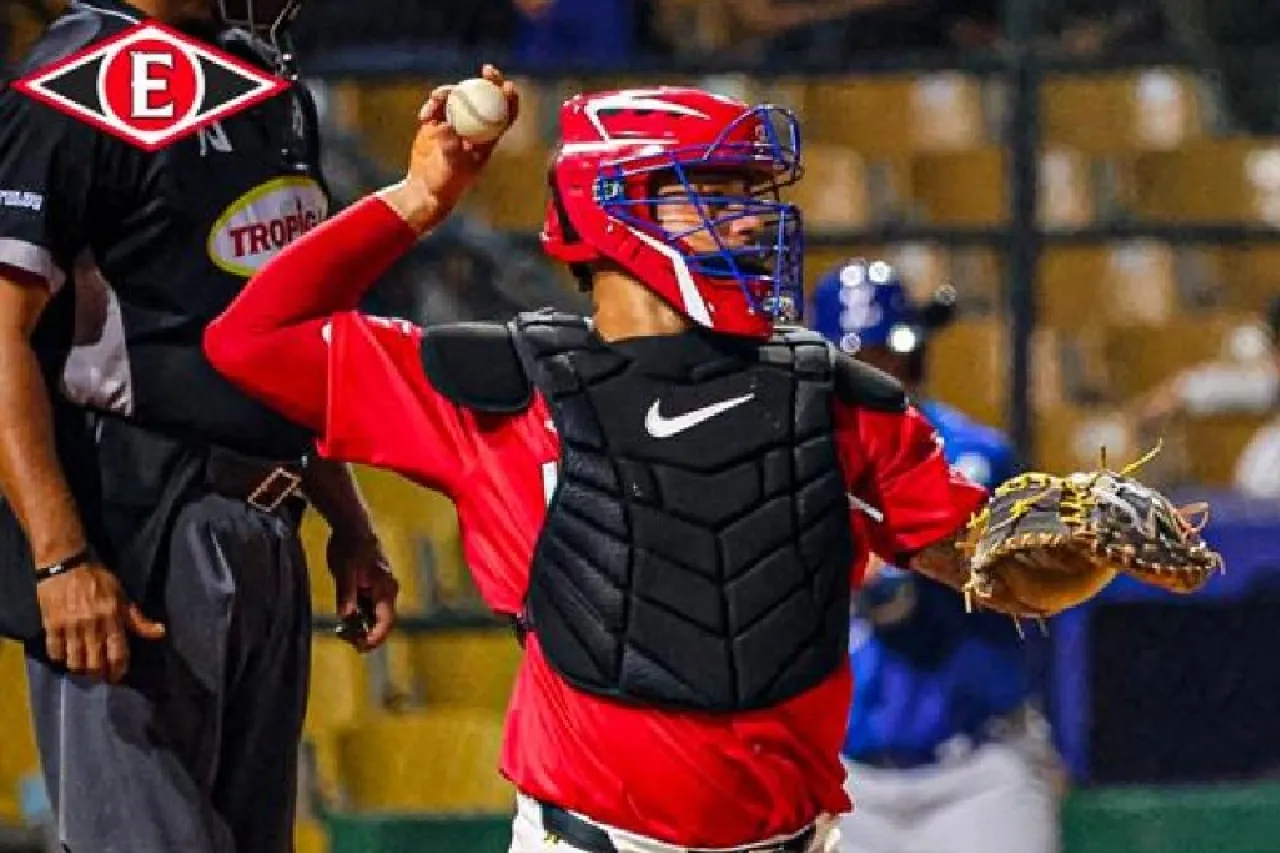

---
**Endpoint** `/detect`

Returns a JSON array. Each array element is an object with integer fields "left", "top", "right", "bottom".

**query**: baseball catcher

[{"left": 204, "top": 67, "right": 1219, "bottom": 851}]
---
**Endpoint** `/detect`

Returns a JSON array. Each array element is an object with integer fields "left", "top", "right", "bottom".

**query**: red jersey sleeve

[
  {"left": 204, "top": 195, "right": 474, "bottom": 493},
  {"left": 835, "top": 400, "right": 987, "bottom": 563},
  {"left": 316, "top": 313, "right": 476, "bottom": 492}
]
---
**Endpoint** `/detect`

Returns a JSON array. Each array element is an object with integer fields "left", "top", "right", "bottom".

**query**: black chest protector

[{"left": 510, "top": 311, "right": 855, "bottom": 712}]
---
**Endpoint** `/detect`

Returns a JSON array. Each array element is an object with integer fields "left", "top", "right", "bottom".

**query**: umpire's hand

[
  {"left": 37, "top": 562, "right": 166, "bottom": 682},
  {"left": 328, "top": 531, "right": 399, "bottom": 652}
]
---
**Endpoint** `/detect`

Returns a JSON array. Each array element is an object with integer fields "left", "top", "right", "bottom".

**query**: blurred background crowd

[{"left": 3, "top": 1, "right": 1280, "bottom": 852}]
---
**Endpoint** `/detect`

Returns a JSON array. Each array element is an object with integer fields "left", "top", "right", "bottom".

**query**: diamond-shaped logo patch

[{"left": 11, "top": 21, "right": 289, "bottom": 152}]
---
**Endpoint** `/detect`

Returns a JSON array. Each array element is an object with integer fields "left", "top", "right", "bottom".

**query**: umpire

[{"left": 0, "top": 1, "right": 398, "bottom": 851}]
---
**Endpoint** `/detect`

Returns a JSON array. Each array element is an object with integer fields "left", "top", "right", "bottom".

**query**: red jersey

[{"left": 204, "top": 196, "right": 986, "bottom": 848}]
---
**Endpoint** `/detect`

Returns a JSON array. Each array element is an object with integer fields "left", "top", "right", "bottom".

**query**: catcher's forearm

[
  {"left": 905, "top": 532, "right": 971, "bottom": 594},
  {"left": 906, "top": 528, "right": 1047, "bottom": 618}
]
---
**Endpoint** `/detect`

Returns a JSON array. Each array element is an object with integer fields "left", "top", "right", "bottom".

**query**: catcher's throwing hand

[
  {"left": 380, "top": 64, "right": 521, "bottom": 232},
  {"left": 959, "top": 447, "right": 1223, "bottom": 619}
]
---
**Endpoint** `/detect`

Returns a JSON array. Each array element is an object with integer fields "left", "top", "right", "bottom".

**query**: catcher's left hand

[{"left": 960, "top": 446, "right": 1224, "bottom": 619}]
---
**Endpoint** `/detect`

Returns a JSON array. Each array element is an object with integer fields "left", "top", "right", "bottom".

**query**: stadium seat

[
  {"left": 1034, "top": 407, "right": 1139, "bottom": 476},
  {"left": 1100, "top": 315, "right": 1252, "bottom": 398},
  {"left": 929, "top": 318, "right": 1078, "bottom": 422},
  {"left": 1039, "top": 147, "right": 1096, "bottom": 227},
  {"left": 1201, "top": 245, "right": 1280, "bottom": 312},
  {"left": 407, "top": 628, "right": 522, "bottom": 710},
  {"left": 466, "top": 147, "right": 553, "bottom": 232},
  {"left": 0, "top": 643, "right": 38, "bottom": 824},
  {"left": 803, "top": 75, "right": 987, "bottom": 155},
  {"left": 910, "top": 148, "right": 1093, "bottom": 227},
  {"left": 1041, "top": 70, "right": 1204, "bottom": 153},
  {"left": 910, "top": 149, "right": 1005, "bottom": 226},
  {"left": 1166, "top": 413, "right": 1272, "bottom": 488},
  {"left": 305, "top": 635, "right": 374, "bottom": 805},
  {"left": 337, "top": 709, "right": 512, "bottom": 812},
  {"left": 307, "top": 636, "right": 372, "bottom": 736},
  {"left": 335, "top": 81, "right": 427, "bottom": 173},
  {"left": 1039, "top": 243, "right": 1179, "bottom": 330},
  {"left": 928, "top": 317, "right": 1006, "bottom": 426},
  {"left": 786, "top": 145, "right": 870, "bottom": 229},
  {"left": 947, "top": 247, "right": 1004, "bottom": 315},
  {"left": 1131, "top": 138, "right": 1280, "bottom": 223}
]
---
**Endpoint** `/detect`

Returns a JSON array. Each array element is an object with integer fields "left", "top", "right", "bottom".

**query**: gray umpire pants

[{"left": 24, "top": 492, "right": 312, "bottom": 853}]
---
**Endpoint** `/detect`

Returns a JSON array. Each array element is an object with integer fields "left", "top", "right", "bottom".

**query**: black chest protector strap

[
  {"left": 832, "top": 351, "right": 909, "bottom": 413},
  {"left": 418, "top": 322, "right": 533, "bottom": 413},
  {"left": 510, "top": 310, "right": 856, "bottom": 712}
]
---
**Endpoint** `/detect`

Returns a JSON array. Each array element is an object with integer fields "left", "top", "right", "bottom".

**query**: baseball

[{"left": 445, "top": 77, "right": 510, "bottom": 143}]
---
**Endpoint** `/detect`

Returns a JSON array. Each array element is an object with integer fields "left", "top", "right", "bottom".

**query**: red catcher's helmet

[{"left": 541, "top": 87, "right": 805, "bottom": 339}]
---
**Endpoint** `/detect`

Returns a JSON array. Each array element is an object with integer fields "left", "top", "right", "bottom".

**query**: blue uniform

[
  {"left": 805, "top": 259, "right": 1037, "bottom": 768},
  {"left": 843, "top": 400, "right": 1029, "bottom": 765}
]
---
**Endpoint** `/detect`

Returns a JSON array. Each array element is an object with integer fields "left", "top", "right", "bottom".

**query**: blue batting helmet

[{"left": 809, "top": 259, "right": 928, "bottom": 353}]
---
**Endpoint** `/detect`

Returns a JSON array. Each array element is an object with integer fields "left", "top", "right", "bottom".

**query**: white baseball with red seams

[{"left": 445, "top": 77, "right": 510, "bottom": 143}]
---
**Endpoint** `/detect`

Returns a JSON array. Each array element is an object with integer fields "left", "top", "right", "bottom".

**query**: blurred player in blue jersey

[{"left": 810, "top": 259, "right": 1063, "bottom": 853}]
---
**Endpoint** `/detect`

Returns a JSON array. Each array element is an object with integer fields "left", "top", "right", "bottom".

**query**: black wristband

[{"left": 34, "top": 546, "right": 96, "bottom": 583}]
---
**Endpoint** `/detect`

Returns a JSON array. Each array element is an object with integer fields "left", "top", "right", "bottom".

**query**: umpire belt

[
  {"left": 536, "top": 798, "right": 817, "bottom": 853},
  {"left": 203, "top": 446, "right": 306, "bottom": 516}
]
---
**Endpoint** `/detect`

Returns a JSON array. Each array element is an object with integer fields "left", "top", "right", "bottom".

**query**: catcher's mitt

[{"left": 960, "top": 445, "right": 1224, "bottom": 620}]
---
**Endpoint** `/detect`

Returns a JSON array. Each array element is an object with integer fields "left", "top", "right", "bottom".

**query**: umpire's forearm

[
  {"left": 301, "top": 457, "right": 375, "bottom": 539},
  {"left": 0, "top": 331, "right": 87, "bottom": 567}
]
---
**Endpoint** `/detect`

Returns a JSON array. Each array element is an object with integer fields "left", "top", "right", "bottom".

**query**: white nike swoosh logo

[{"left": 644, "top": 393, "right": 755, "bottom": 439}]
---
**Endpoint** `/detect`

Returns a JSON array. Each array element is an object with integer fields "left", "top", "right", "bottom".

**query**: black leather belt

[
  {"left": 539, "top": 802, "right": 817, "bottom": 853},
  {"left": 203, "top": 446, "right": 307, "bottom": 515}
]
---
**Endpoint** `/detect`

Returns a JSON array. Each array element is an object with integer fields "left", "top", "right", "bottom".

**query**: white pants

[
  {"left": 509, "top": 793, "right": 841, "bottom": 853},
  {"left": 838, "top": 729, "right": 1062, "bottom": 853}
]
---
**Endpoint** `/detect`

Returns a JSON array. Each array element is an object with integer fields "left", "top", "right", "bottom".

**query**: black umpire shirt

[
  {"left": 0, "top": 0, "right": 322, "bottom": 459},
  {"left": 0, "top": 0, "right": 326, "bottom": 639}
]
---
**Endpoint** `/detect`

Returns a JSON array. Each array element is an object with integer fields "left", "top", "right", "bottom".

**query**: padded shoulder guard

[
  {"left": 831, "top": 349, "right": 909, "bottom": 413},
  {"left": 419, "top": 322, "right": 532, "bottom": 413}
]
